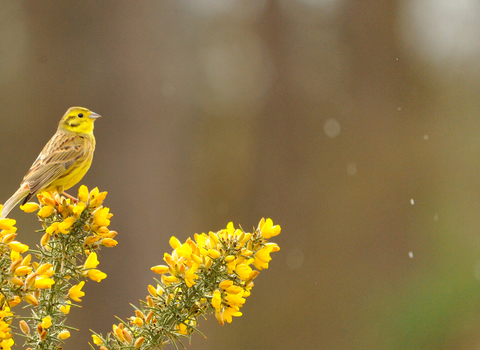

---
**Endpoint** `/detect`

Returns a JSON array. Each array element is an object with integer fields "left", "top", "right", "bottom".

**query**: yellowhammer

[{"left": 1, "top": 107, "right": 101, "bottom": 219}]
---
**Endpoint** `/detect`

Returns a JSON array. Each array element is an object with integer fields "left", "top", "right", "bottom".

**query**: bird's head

[{"left": 58, "top": 107, "right": 101, "bottom": 134}]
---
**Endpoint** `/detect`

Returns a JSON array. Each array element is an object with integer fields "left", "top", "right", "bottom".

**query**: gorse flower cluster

[
  {"left": 0, "top": 185, "right": 116, "bottom": 350},
  {"left": 91, "top": 218, "right": 280, "bottom": 349},
  {"left": 0, "top": 185, "right": 281, "bottom": 350}
]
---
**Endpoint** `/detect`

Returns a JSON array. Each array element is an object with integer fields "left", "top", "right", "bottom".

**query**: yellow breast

[{"left": 43, "top": 134, "right": 95, "bottom": 193}]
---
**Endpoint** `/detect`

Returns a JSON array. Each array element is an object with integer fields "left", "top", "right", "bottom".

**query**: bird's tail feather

[{"left": 1, "top": 188, "right": 29, "bottom": 219}]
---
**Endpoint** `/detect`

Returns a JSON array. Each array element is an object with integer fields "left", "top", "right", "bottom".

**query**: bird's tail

[{"left": 1, "top": 187, "right": 29, "bottom": 219}]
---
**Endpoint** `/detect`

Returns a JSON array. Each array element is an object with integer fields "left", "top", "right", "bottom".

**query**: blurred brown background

[{"left": 2, "top": 0, "right": 480, "bottom": 349}]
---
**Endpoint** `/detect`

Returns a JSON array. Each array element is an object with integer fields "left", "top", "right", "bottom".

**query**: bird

[{"left": 1, "top": 107, "right": 101, "bottom": 219}]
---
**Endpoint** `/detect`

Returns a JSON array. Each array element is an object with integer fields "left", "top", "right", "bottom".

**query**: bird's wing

[{"left": 22, "top": 132, "right": 85, "bottom": 195}]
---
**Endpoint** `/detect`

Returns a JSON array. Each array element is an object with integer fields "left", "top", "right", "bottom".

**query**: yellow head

[{"left": 58, "top": 107, "right": 101, "bottom": 134}]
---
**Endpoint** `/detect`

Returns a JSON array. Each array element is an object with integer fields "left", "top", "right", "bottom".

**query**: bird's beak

[{"left": 89, "top": 111, "right": 102, "bottom": 119}]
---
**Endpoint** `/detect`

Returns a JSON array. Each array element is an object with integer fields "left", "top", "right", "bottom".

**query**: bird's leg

[{"left": 62, "top": 192, "right": 78, "bottom": 203}]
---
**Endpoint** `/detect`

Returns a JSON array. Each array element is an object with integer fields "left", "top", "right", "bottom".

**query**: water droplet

[
  {"left": 323, "top": 118, "right": 340, "bottom": 138},
  {"left": 347, "top": 162, "right": 357, "bottom": 176}
]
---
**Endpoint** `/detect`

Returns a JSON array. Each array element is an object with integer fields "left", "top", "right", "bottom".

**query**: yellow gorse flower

[
  {"left": 59, "top": 301, "right": 71, "bottom": 315},
  {"left": 83, "top": 252, "right": 107, "bottom": 282},
  {"left": 19, "top": 202, "right": 40, "bottom": 213},
  {"left": 69, "top": 282, "right": 85, "bottom": 302},
  {"left": 78, "top": 185, "right": 89, "bottom": 203},
  {"left": 86, "top": 269, "right": 107, "bottom": 283},
  {"left": 58, "top": 217, "right": 75, "bottom": 234},
  {"left": 253, "top": 244, "right": 276, "bottom": 270},
  {"left": 0, "top": 180, "right": 279, "bottom": 350},
  {"left": 0, "top": 307, "right": 13, "bottom": 341},
  {"left": 220, "top": 307, "right": 242, "bottom": 325},
  {"left": 0, "top": 219, "right": 16, "bottom": 231},
  {"left": 258, "top": 218, "right": 281, "bottom": 239},
  {"left": 0, "top": 185, "right": 117, "bottom": 350},
  {"left": 41, "top": 316, "right": 52, "bottom": 329},
  {"left": 150, "top": 265, "right": 169, "bottom": 275},
  {"left": 92, "top": 334, "right": 103, "bottom": 345},
  {"left": 34, "top": 277, "right": 55, "bottom": 289},
  {"left": 91, "top": 218, "right": 280, "bottom": 349},
  {"left": 212, "top": 290, "right": 222, "bottom": 311},
  {"left": 0, "top": 338, "right": 14, "bottom": 350},
  {"left": 58, "top": 330, "right": 70, "bottom": 339},
  {"left": 38, "top": 205, "right": 55, "bottom": 218},
  {"left": 184, "top": 263, "right": 199, "bottom": 287},
  {"left": 85, "top": 252, "right": 100, "bottom": 269},
  {"left": 7, "top": 241, "right": 28, "bottom": 253},
  {"left": 94, "top": 207, "right": 111, "bottom": 227},
  {"left": 235, "top": 263, "right": 253, "bottom": 280}
]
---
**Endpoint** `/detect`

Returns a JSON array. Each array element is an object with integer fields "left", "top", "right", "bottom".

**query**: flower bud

[
  {"left": 23, "top": 294, "right": 38, "bottom": 306},
  {"left": 106, "top": 230, "right": 118, "bottom": 238},
  {"left": 84, "top": 236, "right": 100, "bottom": 245},
  {"left": 134, "top": 310, "right": 145, "bottom": 320},
  {"left": 122, "top": 329, "right": 133, "bottom": 344},
  {"left": 9, "top": 260, "right": 22, "bottom": 274},
  {"left": 9, "top": 296, "right": 21, "bottom": 307},
  {"left": 134, "top": 337, "right": 145, "bottom": 348},
  {"left": 21, "top": 254, "right": 32, "bottom": 266},
  {"left": 15, "top": 266, "right": 32, "bottom": 276},
  {"left": 24, "top": 272, "right": 38, "bottom": 289},
  {"left": 10, "top": 277, "right": 24, "bottom": 286},
  {"left": 40, "top": 233, "right": 51, "bottom": 246},
  {"left": 2, "top": 233, "right": 17, "bottom": 244},
  {"left": 114, "top": 327, "right": 125, "bottom": 342},
  {"left": 36, "top": 263, "right": 53, "bottom": 276},
  {"left": 19, "top": 320, "right": 30, "bottom": 335},
  {"left": 9, "top": 241, "right": 29, "bottom": 253},
  {"left": 208, "top": 249, "right": 220, "bottom": 259},
  {"left": 43, "top": 196, "right": 57, "bottom": 207},
  {"left": 133, "top": 317, "right": 143, "bottom": 327},
  {"left": 219, "top": 280, "right": 233, "bottom": 289},
  {"left": 209, "top": 232, "right": 219, "bottom": 246},
  {"left": 191, "top": 254, "right": 202, "bottom": 265},
  {"left": 148, "top": 285, "right": 157, "bottom": 297},
  {"left": 101, "top": 238, "right": 118, "bottom": 247},
  {"left": 145, "top": 311, "right": 154, "bottom": 324},
  {"left": 150, "top": 265, "right": 169, "bottom": 274}
]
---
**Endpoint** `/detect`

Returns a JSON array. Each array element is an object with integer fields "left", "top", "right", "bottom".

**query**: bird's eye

[{"left": 78, "top": 113, "right": 84, "bottom": 118}]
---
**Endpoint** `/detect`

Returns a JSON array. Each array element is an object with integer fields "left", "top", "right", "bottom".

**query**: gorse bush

[{"left": 0, "top": 185, "right": 281, "bottom": 350}]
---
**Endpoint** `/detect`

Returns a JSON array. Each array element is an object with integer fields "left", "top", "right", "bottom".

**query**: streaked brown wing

[{"left": 22, "top": 131, "right": 85, "bottom": 194}]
